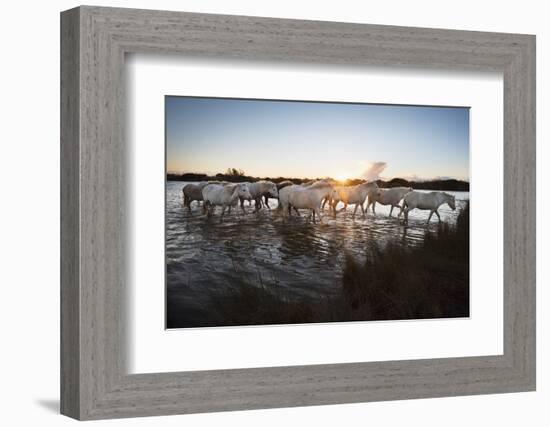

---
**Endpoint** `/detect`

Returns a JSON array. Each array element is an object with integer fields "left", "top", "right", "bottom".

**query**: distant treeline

[
  {"left": 167, "top": 172, "right": 469, "bottom": 191},
  {"left": 375, "top": 177, "right": 469, "bottom": 191}
]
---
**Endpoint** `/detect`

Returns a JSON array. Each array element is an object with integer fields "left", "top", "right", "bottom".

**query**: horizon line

[{"left": 166, "top": 171, "right": 470, "bottom": 183}]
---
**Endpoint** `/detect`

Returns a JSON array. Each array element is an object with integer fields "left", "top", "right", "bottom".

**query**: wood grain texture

[
  {"left": 60, "top": 7, "right": 80, "bottom": 419},
  {"left": 60, "top": 6, "right": 536, "bottom": 420}
]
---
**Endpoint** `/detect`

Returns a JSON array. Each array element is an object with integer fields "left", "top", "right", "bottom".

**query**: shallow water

[{"left": 166, "top": 181, "right": 469, "bottom": 328}]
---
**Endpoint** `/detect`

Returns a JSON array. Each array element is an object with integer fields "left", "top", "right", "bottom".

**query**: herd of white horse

[{"left": 181, "top": 179, "right": 457, "bottom": 225}]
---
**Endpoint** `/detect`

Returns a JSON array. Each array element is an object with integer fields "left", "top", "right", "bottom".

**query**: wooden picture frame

[{"left": 60, "top": 5, "right": 536, "bottom": 420}]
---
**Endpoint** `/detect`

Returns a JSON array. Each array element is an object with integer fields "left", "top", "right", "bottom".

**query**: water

[{"left": 166, "top": 181, "right": 469, "bottom": 328}]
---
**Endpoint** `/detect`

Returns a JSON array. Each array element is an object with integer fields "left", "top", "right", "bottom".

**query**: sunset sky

[{"left": 165, "top": 96, "right": 469, "bottom": 181}]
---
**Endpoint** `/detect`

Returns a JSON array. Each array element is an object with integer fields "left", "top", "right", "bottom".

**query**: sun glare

[{"left": 335, "top": 173, "right": 351, "bottom": 182}]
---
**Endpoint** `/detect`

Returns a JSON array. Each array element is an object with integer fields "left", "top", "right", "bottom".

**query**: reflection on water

[{"left": 166, "top": 181, "right": 469, "bottom": 328}]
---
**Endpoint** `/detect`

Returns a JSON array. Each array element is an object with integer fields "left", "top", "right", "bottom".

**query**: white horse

[
  {"left": 273, "top": 181, "right": 295, "bottom": 210},
  {"left": 287, "top": 181, "right": 334, "bottom": 223},
  {"left": 279, "top": 181, "right": 332, "bottom": 217},
  {"left": 181, "top": 182, "right": 209, "bottom": 208},
  {"left": 298, "top": 179, "right": 333, "bottom": 211},
  {"left": 330, "top": 182, "right": 379, "bottom": 217},
  {"left": 232, "top": 182, "right": 252, "bottom": 210},
  {"left": 220, "top": 183, "right": 251, "bottom": 214},
  {"left": 399, "top": 190, "right": 456, "bottom": 224},
  {"left": 367, "top": 186, "right": 412, "bottom": 217},
  {"left": 248, "top": 181, "right": 278, "bottom": 210},
  {"left": 202, "top": 183, "right": 251, "bottom": 220},
  {"left": 278, "top": 184, "right": 304, "bottom": 217}
]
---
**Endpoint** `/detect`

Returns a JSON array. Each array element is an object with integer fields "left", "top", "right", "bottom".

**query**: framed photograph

[
  {"left": 165, "top": 95, "right": 470, "bottom": 329},
  {"left": 61, "top": 6, "right": 536, "bottom": 420}
]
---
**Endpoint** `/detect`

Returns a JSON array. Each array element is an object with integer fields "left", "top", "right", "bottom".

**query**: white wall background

[{"left": 0, "top": 0, "right": 546, "bottom": 425}]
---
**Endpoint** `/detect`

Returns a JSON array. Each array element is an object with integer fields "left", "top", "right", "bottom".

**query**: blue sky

[{"left": 166, "top": 96, "right": 469, "bottom": 181}]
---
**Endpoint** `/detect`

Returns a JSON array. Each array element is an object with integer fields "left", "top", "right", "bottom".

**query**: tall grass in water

[
  {"left": 178, "top": 203, "right": 469, "bottom": 327},
  {"left": 342, "top": 202, "right": 469, "bottom": 320}
]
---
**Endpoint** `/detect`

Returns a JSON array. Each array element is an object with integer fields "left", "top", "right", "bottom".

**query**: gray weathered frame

[{"left": 61, "top": 5, "right": 536, "bottom": 420}]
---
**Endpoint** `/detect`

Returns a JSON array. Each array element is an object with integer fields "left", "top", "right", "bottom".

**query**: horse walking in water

[
  {"left": 329, "top": 182, "right": 379, "bottom": 218},
  {"left": 182, "top": 181, "right": 223, "bottom": 209},
  {"left": 367, "top": 186, "right": 412, "bottom": 217},
  {"left": 248, "top": 181, "right": 278, "bottom": 211},
  {"left": 202, "top": 183, "right": 251, "bottom": 220},
  {"left": 271, "top": 180, "right": 294, "bottom": 210},
  {"left": 278, "top": 184, "right": 305, "bottom": 217},
  {"left": 287, "top": 181, "right": 334, "bottom": 223},
  {"left": 399, "top": 191, "right": 456, "bottom": 225}
]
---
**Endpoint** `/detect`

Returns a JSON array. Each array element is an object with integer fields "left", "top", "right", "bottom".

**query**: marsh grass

[{"left": 341, "top": 203, "right": 470, "bottom": 321}]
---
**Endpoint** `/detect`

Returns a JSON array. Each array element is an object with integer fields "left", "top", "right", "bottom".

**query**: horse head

[
  {"left": 445, "top": 193, "right": 456, "bottom": 210},
  {"left": 267, "top": 184, "right": 279, "bottom": 198},
  {"left": 235, "top": 183, "right": 251, "bottom": 200}
]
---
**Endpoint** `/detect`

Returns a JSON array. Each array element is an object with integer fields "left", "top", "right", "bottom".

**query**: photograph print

[{"left": 166, "top": 96, "right": 470, "bottom": 329}]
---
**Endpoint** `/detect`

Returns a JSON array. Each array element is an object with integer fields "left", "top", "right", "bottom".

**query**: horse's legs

[
  {"left": 389, "top": 205, "right": 394, "bottom": 217},
  {"left": 265, "top": 196, "right": 271, "bottom": 210},
  {"left": 398, "top": 203, "right": 405, "bottom": 217},
  {"left": 315, "top": 207, "right": 322, "bottom": 223},
  {"left": 331, "top": 200, "right": 337, "bottom": 216},
  {"left": 427, "top": 210, "right": 434, "bottom": 224},
  {"left": 281, "top": 203, "right": 288, "bottom": 217},
  {"left": 340, "top": 203, "right": 348, "bottom": 212},
  {"left": 372, "top": 201, "right": 376, "bottom": 215},
  {"left": 353, "top": 204, "right": 359, "bottom": 218},
  {"left": 360, "top": 203, "right": 365, "bottom": 217},
  {"left": 435, "top": 210, "right": 441, "bottom": 223},
  {"left": 293, "top": 207, "right": 301, "bottom": 217}
]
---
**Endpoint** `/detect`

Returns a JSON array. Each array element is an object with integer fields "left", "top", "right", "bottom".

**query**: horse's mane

[
  {"left": 277, "top": 180, "right": 294, "bottom": 189},
  {"left": 308, "top": 180, "right": 332, "bottom": 189}
]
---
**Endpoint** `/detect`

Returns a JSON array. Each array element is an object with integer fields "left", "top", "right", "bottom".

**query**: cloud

[{"left": 361, "top": 161, "right": 387, "bottom": 181}]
